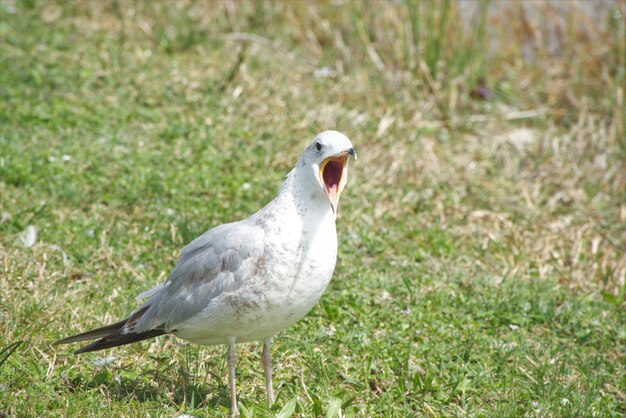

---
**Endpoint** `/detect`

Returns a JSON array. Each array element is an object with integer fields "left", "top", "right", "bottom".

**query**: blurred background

[{"left": 1, "top": 1, "right": 624, "bottom": 416}]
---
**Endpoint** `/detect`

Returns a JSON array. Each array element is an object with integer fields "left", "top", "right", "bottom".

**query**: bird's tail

[{"left": 53, "top": 306, "right": 166, "bottom": 354}]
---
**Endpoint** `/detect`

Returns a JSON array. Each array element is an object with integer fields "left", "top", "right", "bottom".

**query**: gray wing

[{"left": 133, "top": 220, "right": 265, "bottom": 333}]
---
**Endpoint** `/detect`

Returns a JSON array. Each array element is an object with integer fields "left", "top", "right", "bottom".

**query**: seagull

[{"left": 54, "top": 130, "right": 356, "bottom": 416}]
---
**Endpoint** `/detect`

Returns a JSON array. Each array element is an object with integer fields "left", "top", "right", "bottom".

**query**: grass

[{"left": 1, "top": 0, "right": 624, "bottom": 416}]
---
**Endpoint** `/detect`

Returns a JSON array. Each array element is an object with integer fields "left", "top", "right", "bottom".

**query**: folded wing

[{"left": 54, "top": 220, "right": 265, "bottom": 353}]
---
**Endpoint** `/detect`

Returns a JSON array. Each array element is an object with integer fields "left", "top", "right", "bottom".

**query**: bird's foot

[{"left": 230, "top": 406, "right": 240, "bottom": 418}]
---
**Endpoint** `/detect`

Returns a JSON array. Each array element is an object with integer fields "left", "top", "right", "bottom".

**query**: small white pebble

[
  {"left": 508, "top": 324, "right": 519, "bottom": 331},
  {"left": 410, "top": 364, "right": 425, "bottom": 375},
  {"left": 322, "top": 324, "right": 336, "bottom": 336},
  {"left": 86, "top": 229, "right": 95, "bottom": 237},
  {"left": 92, "top": 355, "right": 116, "bottom": 367},
  {"left": 314, "top": 67, "right": 335, "bottom": 78},
  {"left": 20, "top": 225, "right": 37, "bottom": 247},
  {"left": 62, "top": 154, "right": 71, "bottom": 162},
  {"left": 240, "top": 182, "right": 251, "bottom": 191}
]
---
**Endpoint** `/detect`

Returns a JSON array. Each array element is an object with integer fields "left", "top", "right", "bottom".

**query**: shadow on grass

[{"left": 58, "top": 367, "right": 231, "bottom": 411}]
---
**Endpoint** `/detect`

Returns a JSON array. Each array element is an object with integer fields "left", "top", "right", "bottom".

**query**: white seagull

[{"left": 54, "top": 131, "right": 357, "bottom": 416}]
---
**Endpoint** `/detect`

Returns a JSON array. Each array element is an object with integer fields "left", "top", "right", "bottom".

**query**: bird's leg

[
  {"left": 262, "top": 338, "right": 274, "bottom": 408},
  {"left": 228, "top": 337, "right": 239, "bottom": 417}
]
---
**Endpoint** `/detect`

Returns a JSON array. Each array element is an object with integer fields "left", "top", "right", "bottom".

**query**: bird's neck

[
  {"left": 283, "top": 163, "right": 334, "bottom": 218},
  {"left": 253, "top": 162, "right": 334, "bottom": 227}
]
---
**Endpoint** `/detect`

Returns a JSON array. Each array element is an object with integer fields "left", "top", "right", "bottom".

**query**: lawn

[{"left": 1, "top": 1, "right": 624, "bottom": 417}]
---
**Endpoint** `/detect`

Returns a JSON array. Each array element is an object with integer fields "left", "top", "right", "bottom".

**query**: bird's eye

[{"left": 315, "top": 141, "right": 322, "bottom": 151}]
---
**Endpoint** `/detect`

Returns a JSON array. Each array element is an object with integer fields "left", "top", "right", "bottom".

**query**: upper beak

[{"left": 347, "top": 147, "right": 357, "bottom": 160}]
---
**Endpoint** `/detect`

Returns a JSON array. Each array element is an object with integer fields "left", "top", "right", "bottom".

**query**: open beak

[{"left": 319, "top": 148, "right": 357, "bottom": 214}]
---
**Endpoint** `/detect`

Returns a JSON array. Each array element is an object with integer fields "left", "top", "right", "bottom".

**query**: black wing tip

[
  {"left": 73, "top": 339, "right": 108, "bottom": 354},
  {"left": 74, "top": 344, "right": 96, "bottom": 355},
  {"left": 72, "top": 329, "right": 167, "bottom": 355},
  {"left": 53, "top": 335, "right": 81, "bottom": 346},
  {"left": 52, "top": 318, "right": 130, "bottom": 347},
  {"left": 52, "top": 337, "right": 77, "bottom": 347},
  {"left": 54, "top": 307, "right": 163, "bottom": 354}
]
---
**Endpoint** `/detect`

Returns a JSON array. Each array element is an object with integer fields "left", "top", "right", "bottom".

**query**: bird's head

[{"left": 301, "top": 131, "right": 357, "bottom": 215}]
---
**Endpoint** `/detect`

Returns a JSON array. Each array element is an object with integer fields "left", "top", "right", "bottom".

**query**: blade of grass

[{"left": 0, "top": 341, "right": 23, "bottom": 369}]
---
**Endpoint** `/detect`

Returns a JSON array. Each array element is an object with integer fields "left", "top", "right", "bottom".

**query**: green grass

[{"left": 1, "top": 1, "right": 624, "bottom": 417}]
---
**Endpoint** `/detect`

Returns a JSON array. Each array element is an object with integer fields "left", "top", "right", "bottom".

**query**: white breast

[{"left": 176, "top": 172, "right": 338, "bottom": 345}]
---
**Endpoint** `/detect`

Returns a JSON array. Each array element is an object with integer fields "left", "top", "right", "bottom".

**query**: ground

[{"left": 1, "top": 1, "right": 624, "bottom": 417}]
